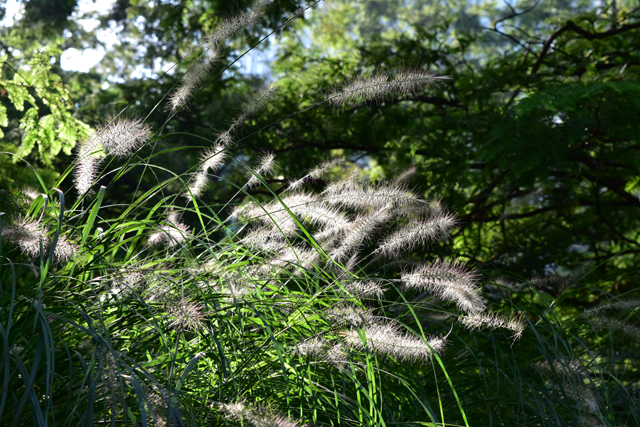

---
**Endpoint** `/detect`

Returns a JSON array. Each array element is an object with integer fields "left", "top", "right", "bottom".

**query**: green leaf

[{"left": 0, "top": 103, "right": 7, "bottom": 127}]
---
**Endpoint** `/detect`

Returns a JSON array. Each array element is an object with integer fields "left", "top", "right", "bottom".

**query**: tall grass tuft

[{"left": 0, "top": 2, "right": 638, "bottom": 426}]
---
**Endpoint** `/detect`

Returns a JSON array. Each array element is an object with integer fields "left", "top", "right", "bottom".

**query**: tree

[
  {"left": 235, "top": 0, "right": 640, "bottom": 297},
  {"left": 0, "top": 41, "right": 91, "bottom": 214},
  {"left": 8, "top": 0, "right": 636, "bottom": 294}
]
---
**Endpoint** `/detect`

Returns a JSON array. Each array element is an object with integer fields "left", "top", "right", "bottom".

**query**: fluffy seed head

[
  {"left": 262, "top": 245, "right": 320, "bottom": 273},
  {"left": 534, "top": 359, "right": 602, "bottom": 414},
  {"left": 339, "top": 280, "right": 387, "bottom": 299},
  {"left": 287, "top": 157, "right": 344, "bottom": 191},
  {"left": 401, "top": 259, "right": 486, "bottom": 314},
  {"left": 588, "top": 316, "right": 640, "bottom": 340},
  {"left": 74, "top": 148, "right": 103, "bottom": 196},
  {"left": 184, "top": 145, "right": 227, "bottom": 198},
  {"left": 392, "top": 68, "right": 449, "bottom": 96},
  {"left": 530, "top": 262, "right": 593, "bottom": 293},
  {"left": 241, "top": 193, "right": 351, "bottom": 238},
  {"left": 281, "top": 193, "right": 351, "bottom": 230},
  {"left": 218, "top": 401, "right": 247, "bottom": 419},
  {"left": 583, "top": 298, "right": 640, "bottom": 318},
  {"left": 330, "top": 208, "right": 390, "bottom": 262},
  {"left": 203, "top": 0, "right": 269, "bottom": 47},
  {"left": 327, "top": 306, "right": 375, "bottom": 327},
  {"left": 218, "top": 399, "right": 304, "bottom": 427},
  {"left": 21, "top": 187, "right": 41, "bottom": 200},
  {"left": 240, "top": 228, "right": 288, "bottom": 253},
  {"left": 1, "top": 218, "right": 78, "bottom": 264},
  {"left": 168, "top": 56, "right": 215, "bottom": 113},
  {"left": 94, "top": 117, "right": 152, "bottom": 159},
  {"left": 1, "top": 217, "right": 48, "bottom": 258},
  {"left": 168, "top": 298, "right": 205, "bottom": 331},
  {"left": 375, "top": 213, "right": 457, "bottom": 257},
  {"left": 326, "top": 68, "right": 449, "bottom": 110},
  {"left": 392, "top": 166, "right": 417, "bottom": 185},
  {"left": 340, "top": 323, "right": 445, "bottom": 364},
  {"left": 459, "top": 311, "right": 526, "bottom": 340},
  {"left": 215, "top": 82, "right": 277, "bottom": 147},
  {"left": 322, "top": 179, "right": 422, "bottom": 211},
  {"left": 295, "top": 338, "right": 349, "bottom": 371},
  {"left": 247, "top": 152, "right": 276, "bottom": 188},
  {"left": 51, "top": 235, "right": 79, "bottom": 265},
  {"left": 147, "top": 212, "right": 191, "bottom": 247},
  {"left": 109, "top": 270, "right": 146, "bottom": 297}
]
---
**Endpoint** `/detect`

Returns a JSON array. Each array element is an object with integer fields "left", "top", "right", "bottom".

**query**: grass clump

[{"left": 1, "top": 2, "right": 638, "bottom": 426}]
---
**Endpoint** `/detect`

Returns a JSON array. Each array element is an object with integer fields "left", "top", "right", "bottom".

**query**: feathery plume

[
  {"left": 21, "top": 187, "right": 41, "bottom": 200},
  {"left": 178, "top": 0, "right": 268, "bottom": 121},
  {"left": 281, "top": 193, "right": 351, "bottom": 229},
  {"left": 109, "top": 270, "right": 146, "bottom": 297},
  {"left": 147, "top": 211, "right": 191, "bottom": 247},
  {"left": 286, "top": 156, "right": 344, "bottom": 191},
  {"left": 534, "top": 359, "right": 601, "bottom": 414},
  {"left": 401, "top": 259, "right": 485, "bottom": 313},
  {"left": 218, "top": 401, "right": 248, "bottom": 419},
  {"left": 294, "top": 336, "right": 329, "bottom": 358},
  {"left": 168, "top": 54, "right": 216, "bottom": 113},
  {"left": 339, "top": 280, "right": 387, "bottom": 299},
  {"left": 51, "top": 235, "right": 79, "bottom": 265},
  {"left": 203, "top": 0, "right": 269, "bottom": 47},
  {"left": 395, "top": 198, "right": 444, "bottom": 218},
  {"left": 295, "top": 337, "right": 349, "bottom": 370},
  {"left": 262, "top": 245, "right": 320, "bottom": 273},
  {"left": 225, "top": 280, "right": 257, "bottom": 300},
  {"left": 535, "top": 359, "right": 590, "bottom": 382},
  {"left": 144, "top": 385, "right": 170, "bottom": 427},
  {"left": 229, "top": 201, "right": 256, "bottom": 223},
  {"left": 240, "top": 228, "right": 288, "bottom": 253},
  {"left": 99, "top": 351, "right": 122, "bottom": 416},
  {"left": 215, "top": 83, "right": 278, "bottom": 146},
  {"left": 1, "top": 217, "right": 48, "bottom": 258},
  {"left": 74, "top": 142, "right": 103, "bottom": 196},
  {"left": 218, "top": 400, "right": 305, "bottom": 427},
  {"left": 94, "top": 117, "right": 152, "bottom": 159},
  {"left": 312, "top": 220, "right": 352, "bottom": 242},
  {"left": 241, "top": 193, "right": 351, "bottom": 239},
  {"left": 326, "top": 67, "right": 449, "bottom": 110},
  {"left": 500, "top": 186, "right": 544, "bottom": 220},
  {"left": 375, "top": 213, "right": 457, "bottom": 257},
  {"left": 322, "top": 179, "right": 423, "bottom": 210},
  {"left": 587, "top": 316, "right": 640, "bottom": 340},
  {"left": 340, "top": 323, "right": 445, "bottom": 364},
  {"left": 168, "top": 298, "right": 206, "bottom": 331},
  {"left": 580, "top": 416, "right": 605, "bottom": 427},
  {"left": 0, "top": 217, "right": 76, "bottom": 264},
  {"left": 392, "top": 68, "right": 449, "bottom": 96},
  {"left": 330, "top": 208, "right": 390, "bottom": 262},
  {"left": 184, "top": 145, "right": 227, "bottom": 198},
  {"left": 459, "top": 311, "right": 526, "bottom": 340},
  {"left": 327, "top": 306, "right": 375, "bottom": 327},
  {"left": 246, "top": 152, "right": 276, "bottom": 188},
  {"left": 583, "top": 298, "right": 640, "bottom": 318},
  {"left": 392, "top": 166, "right": 417, "bottom": 185},
  {"left": 530, "top": 262, "right": 593, "bottom": 294}
]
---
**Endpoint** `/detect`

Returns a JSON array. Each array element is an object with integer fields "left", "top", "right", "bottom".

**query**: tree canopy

[{"left": 4, "top": 0, "right": 640, "bottom": 294}]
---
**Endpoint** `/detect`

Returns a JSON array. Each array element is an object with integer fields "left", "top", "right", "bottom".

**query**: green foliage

[
  {"left": 229, "top": 0, "right": 640, "bottom": 295},
  {"left": 0, "top": 1, "right": 639, "bottom": 426},
  {"left": 0, "top": 45, "right": 92, "bottom": 164},
  {"left": 0, "top": 42, "right": 92, "bottom": 215}
]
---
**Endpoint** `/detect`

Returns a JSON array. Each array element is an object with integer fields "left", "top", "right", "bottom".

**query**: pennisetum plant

[{"left": 1, "top": 1, "right": 638, "bottom": 426}]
